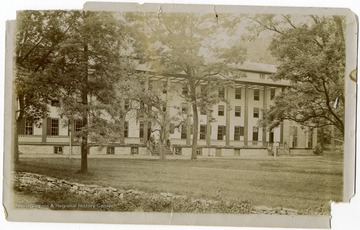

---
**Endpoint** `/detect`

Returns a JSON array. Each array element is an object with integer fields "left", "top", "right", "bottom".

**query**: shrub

[{"left": 313, "top": 144, "right": 323, "bottom": 155}]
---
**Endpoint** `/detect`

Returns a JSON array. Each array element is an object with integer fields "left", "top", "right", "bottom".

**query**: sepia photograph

[{"left": 2, "top": 1, "right": 358, "bottom": 229}]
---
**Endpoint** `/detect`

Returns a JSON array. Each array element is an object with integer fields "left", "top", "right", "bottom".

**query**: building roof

[
  {"left": 236, "top": 61, "right": 278, "bottom": 74},
  {"left": 135, "top": 60, "right": 288, "bottom": 87}
]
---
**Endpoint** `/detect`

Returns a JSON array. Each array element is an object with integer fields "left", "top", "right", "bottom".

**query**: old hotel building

[{"left": 18, "top": 62, "right": 317, "bottom": 157}]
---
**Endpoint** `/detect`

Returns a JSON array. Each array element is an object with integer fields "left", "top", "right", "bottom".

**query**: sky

[{"left": 1, "top": 1, "right": 359, "bottom": 230}]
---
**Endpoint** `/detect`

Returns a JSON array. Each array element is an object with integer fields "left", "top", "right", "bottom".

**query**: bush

[{"left": 313, "top": 144, "right": 323, "bottom": 155}]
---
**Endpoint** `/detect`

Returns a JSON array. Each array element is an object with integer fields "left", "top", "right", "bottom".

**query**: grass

[{"left": 14, "top": 153, "right": 343, "bottom": 213}]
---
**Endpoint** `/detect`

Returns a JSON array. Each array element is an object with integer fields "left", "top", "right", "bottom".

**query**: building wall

[{"left": 18, "top": 65, "right": 315, "bottom": 156}]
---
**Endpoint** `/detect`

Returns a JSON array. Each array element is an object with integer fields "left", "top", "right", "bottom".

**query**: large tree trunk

[
  {"left": 119, "top": 99, "right": 125, "bottom": 144},
  {"left": 159, "top": 128, "right": 166, "bottom": 160},
  {"left": 14, "top": 118, "right": 20, "bottom": 164},
  {"left": 119, "top": 115, "right": 125, "bottom": 144},
  {"left": 14, "top": 96, "right": 25, "bottom": 164},
  {"left": 191, "top": 103, "right": 198, "bottom": 160},
  {"left": 189, "top": 82, "right": 198, "bottom": 160},
  {"left": 80, "top": 24, "right": 89, "bottom": 173},
  {"left": 13, "top": 118, "right": 22, "bottom": 164},
  {"left": 80, "top": 87, "right": 88, "bottom": 173}
]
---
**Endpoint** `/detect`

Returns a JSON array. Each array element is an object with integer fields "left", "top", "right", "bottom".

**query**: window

[
  {"left": 234, "top": 126, "right": 240, "bottom": 141},
  {"left": 162, "top": 81, "right": 167, "bottom": 94},
  {"left": 170, "top": 123, "right": 175, "bottom": 134},
  {"left": 124, "top": 121, "right": 128, "bottom": 138},
  {"left": 54, "top": 146, "right": 63, "bottom": 154},
  {"left": 175, "top": 147, "right": 182, "bottom": 155},
  {"left": 270, "top": 88, "right": 276, "bottom": 100},
  {"left": 218, "top": 105, "right": 225, "bottom": 116},
  {"left": 253, "top": 107, "right": 259, "bottom": 118},
  {"left": 240, "top": 126, "right": 244, "bottom": 136},
  {"left": 201, "top": 85, "right": 207, "bottom": 97},
  {"left": 124, "top": 99, "right": 130, "bottom": 110},
  {"left": 181, "top": 125, "right": 187, "bottom": 139},
  {"left": 148, "top": 82, "right": 153, "bottom": 91},
  {"left": 260, "top": 73, "right": 265, "bottom": 79},
  {"left": 131, "top": 147, "right": 139, "bottom": 155},
  {"left": 75, "top": 120, "right": 82, "bottom": 132},
  {"left": 181, "top": 103, "right": 188, "bottom": 113},
  {"left": 235, "top": 87, "right": 241, "bottom": 99},
  {"left": 200, "top": 106, "right": 207, "bottom": 115},
  {"left": 218, "top": 88, "right": 225, "bottom": 98},
  {"left": 217, "top": 125, "right": 226, "bottom": 140},
  {"left": 200, "top": 125, "right": 207, "bottom": 140},
  {"left": 107, "top": 147, "right": 115, "bottom": 155},
  {"left": 235, "top": 106, "right": 241, "bottom": 117},
  {"left": 197, "top": 148, "right": 202, "bottom": 156},
  {"left": 137, "top": 102, "right": 144, "bottom": 118},
  {"left": 234, "top": 126, "right": 244, "bottom": 141},
  {"left": 254, "top": 89, "right": 260, "bottom": 101},
  {"left": 252, "top": 126, "right": 259, "bottom": 141},
  {"left": 51, "top": 99, "right": 60, "bottom": 107},
  {"left": 25, "top": 120, "right": 33, "bottom": 135},
  {"left": 269, "top": 131, "right": 274, "bottom": 143},
  {"left": 139, "top": 122, "right": 151, "bottom": 139},
  {"left": 51, "top": 119, "right": 59, "bottom": 136},
  {"left": 308, "top": 130, "right": 313, "bottom": 148},
  {"left": 292, "top": 126, "right": 298, "bottom": 147},
  {"left": 182, "top": 85, "right": 188, "bottom": 95},
  {"left": 139, "top": 122, "right": 144, "bottom": 138}
]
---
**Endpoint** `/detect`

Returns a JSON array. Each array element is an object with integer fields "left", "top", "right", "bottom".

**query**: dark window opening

[
  {"left": 201, "top": 85, "right": 207, "bottom": 97},
  {"left": 235, "top": 106, "right": 241, "bottom": 117},
  {"left": 218, "top": 88, "right": 225, "bottom": 98},
  {"left": 124, "top": 99, "right": 130, "bottom": 110},
  {"left": 254, "top": 89, "right": 260, "bottom": 101},
  {"left": 25, "top": 120, "right": 33, "bottom": 135},
  {"left": 182, "top": 85, "right": 188, "bottom": 96},
  {"left": 51, "top": 119, "right": 59, "bottom": 136},
  {"left": 234, "top": 126, "right": 244, "bottom": 141},
  {"left": 124, "top": 121, "right": 129, "bottom": 138},
  {"left": 75, "top": 120, "right": 82, "bottom": 132},
  {"left": 131, "top": 147, "right": 139, "bottom": 155},
  {"left": 107, "top": 147, "right": 115, "bottom": 155},
  {"left": 252, "top": 126, "right": 259, "bottom": 141},
  {"left": 51, "top": 100, "right": 60, "bottom": 107},
  {"left": 182, "top": 103, "right": 188, "bottom": 113},
  {"left": 270, "top": 89, "right": 276, "bottom": 100},
  {"left": 292, "top": 126, "right": 298, "bottom": 147},
  {"left": 54, "top": 146, "right": 63, "bottom": 154},
  {"left": 269, "top": 132, "right": 274, "bottom": 143},
  {"left": 200, "top": 125, "right": 206, "bottom": 140},
  {"left": 217, "top": 125, "right": 226, "bottom": 140},
  {"left": 218, "top": 105, "right": 225, "bottom": 116},
  {"left": 181, "top": 125, "right": 187, "bottom": 139},
  {"left": 253, "top": 107, "right": 259, "bottom": 118},
  {"left": 170, "top": 123, "right": 175, "bottom": 134},
  {"left": 235, "top": 88, "right": 241, "bottom": 99}
]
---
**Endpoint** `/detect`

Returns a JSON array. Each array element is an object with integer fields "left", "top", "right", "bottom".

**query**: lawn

[{"left": 14, "top": 153, "right": 343, "bottom": 212}]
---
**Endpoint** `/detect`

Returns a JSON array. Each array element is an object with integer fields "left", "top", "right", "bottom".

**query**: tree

[
  {"left": 248, "top": 15, "right": 345, "bottom": 135},
  {"left": 125, "top": 12, "right": 246, "bottom": 159},
  {"left": 15, "top": 11, "right": 80, "bottom": 163},
  {"left": 15, "top": 11, "right": 132, "bottom": 172}
]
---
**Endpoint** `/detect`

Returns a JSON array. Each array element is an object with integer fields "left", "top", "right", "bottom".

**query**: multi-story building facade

[{"left": 18, "top": 62, "right": 317, "bottom": 157}]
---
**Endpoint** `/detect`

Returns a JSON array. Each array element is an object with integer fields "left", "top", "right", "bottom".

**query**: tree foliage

[
  {"left": 250, "top": 15, "right": 345, "bottom": 134},
  {"left": 125, "top": 12, "right": 246, "bottom": 159},
  {"left": 15, "top": 11, "right": 132, "bottom": 171}
]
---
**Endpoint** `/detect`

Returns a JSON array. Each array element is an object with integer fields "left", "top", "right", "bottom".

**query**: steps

[
  {"left": 267, "top": 147, "right": 290, "bottom": 156},
  {"left": 277, "top": 148, "right": 290, "bottom": 156},
  {"left": 152, "top": 145, "right": 173, "bottom": 155}
]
